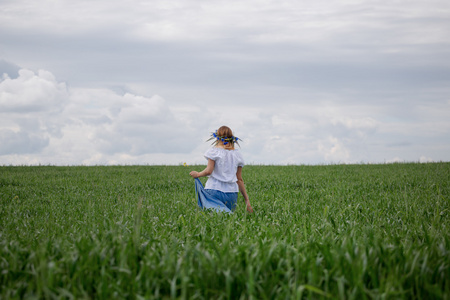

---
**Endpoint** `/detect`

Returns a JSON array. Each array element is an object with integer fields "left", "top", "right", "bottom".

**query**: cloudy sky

[{"left": 1, "top": 0, "right": 449, "bottom": 165}]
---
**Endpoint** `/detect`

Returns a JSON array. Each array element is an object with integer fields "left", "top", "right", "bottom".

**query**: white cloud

[
  {"left": 386, "top": 157, "right": 403, "bottom": 164},
  {"left": 318, "top": 136, "right": 351, "bottom": 163},
  {"left": 0, "top": 69, "right": 200, "bottom": 163},
  {"left": 1, "top": 67, "right": 449, "bottom": 165},
  {"left": 0, "top": 69, "right": 68, "bottom": 113},
  {"left": 0, "top": 69, "right": 69, "bottom": 155},
  {"left": 85, "top": 93, "right": 194, "bottom": 155},
  {"left": 419, "top": 156, "right": 434, "bottom": 163}
]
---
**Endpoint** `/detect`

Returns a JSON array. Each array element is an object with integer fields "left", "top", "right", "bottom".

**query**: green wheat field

[{"left": 0, "top": 163, "right": 449, "bottom": 299}]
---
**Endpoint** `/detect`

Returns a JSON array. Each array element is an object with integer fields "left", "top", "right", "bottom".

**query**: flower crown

[{"left": 207, "top": 130, "right": 241, "bottom": 146}]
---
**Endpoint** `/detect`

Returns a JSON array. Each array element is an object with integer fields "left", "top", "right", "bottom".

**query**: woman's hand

[
  {"left": 246, "top": 203, "right": 253, "bottom": 213},
  {"left": 189, "top": 171, "right": 199, "bottom": 178},
  {"left": 190, "top": 159, "right": 215, "bottom": 179}
]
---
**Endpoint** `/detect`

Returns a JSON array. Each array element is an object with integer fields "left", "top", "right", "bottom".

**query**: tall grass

[{"left": 0, "top": 163, "right": 449, "bottom": 299}]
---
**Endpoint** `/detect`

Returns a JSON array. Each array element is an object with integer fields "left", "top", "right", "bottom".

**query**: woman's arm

[
  {"left": 236, "top": 166, "right": 253, "bottom": 213},
  {"left": 190, "top": 159, "right": 215, "bottom": 178}
]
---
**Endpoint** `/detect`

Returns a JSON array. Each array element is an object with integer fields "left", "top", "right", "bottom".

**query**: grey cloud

[
  {"left": 0, "top": 0, "right": 449, "bottom": 164},
  {"left": 387, "top": 141, "right": 412, "bottom": 148},
  {"left": 0, "top": 129, "right": 49, "bottom": 155},
  {"left": 1, "top": 0, "right": 449, "bottom": 98},
  {"left": 79, "top": 115, "right": 112, "bottom": 126},
  {"left": 0, "top": 60, "right": 20, "bottom": 78},
  {"left": 3, "top": 31, "right": 448, "bottom": 96}
]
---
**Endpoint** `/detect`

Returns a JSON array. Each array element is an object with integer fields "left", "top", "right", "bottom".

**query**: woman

[{"left": 189, "top": 126, "right": 253, "bottom": 213}]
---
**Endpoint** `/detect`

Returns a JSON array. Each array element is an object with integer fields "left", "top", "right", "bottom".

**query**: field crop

[{"left": 0, "top": 163, "right": 449, "bottom": 299}]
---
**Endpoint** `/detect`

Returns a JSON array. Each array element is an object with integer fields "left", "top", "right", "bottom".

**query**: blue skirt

[{"left": 194, "top": 178, "right": 238, "bottom": 213}]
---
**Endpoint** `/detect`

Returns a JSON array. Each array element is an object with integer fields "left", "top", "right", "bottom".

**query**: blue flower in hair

[{"left": 207, "top": 130, "right": 242, "bottom": 147}]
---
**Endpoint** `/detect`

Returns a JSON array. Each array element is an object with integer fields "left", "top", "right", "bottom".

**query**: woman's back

[{"left": 204, "top": 147, "right": 244, "bottom": 192}]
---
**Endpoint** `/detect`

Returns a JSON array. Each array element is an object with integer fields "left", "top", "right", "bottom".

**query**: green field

[{"left": 0, "top": 163, "right": 449, "bottom": 299}]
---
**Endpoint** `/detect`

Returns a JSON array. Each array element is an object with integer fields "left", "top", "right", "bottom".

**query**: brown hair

[{"left": 215, "top": 125, "right": 235, "bottom": 149}]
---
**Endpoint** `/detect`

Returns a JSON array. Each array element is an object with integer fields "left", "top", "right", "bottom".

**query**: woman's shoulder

[
  {"left": 222, "top": 148, "right": 244, "bottom": 161},
  {"left": 230, "top": 149, "right": 244, "bottom": 165},
  {"left": 206, "top": 146, "right": 225, "bottom": 153},
  {"left": 232, "top": 149, "right": 244, "bottom": 158},
  {"left": 204, "top": 147, "right": 225, "bottom": 159},
  {"left": 205, "top": 147, "right": 243, "bottom": 156}
]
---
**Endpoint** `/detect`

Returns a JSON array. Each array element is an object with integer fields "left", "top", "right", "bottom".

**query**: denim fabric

[
  {"left": 205, "top": 189, "right": 238, "bottom": 211},
  {"left": 194, "top": 178, "right": 237, "bottom": 213}
]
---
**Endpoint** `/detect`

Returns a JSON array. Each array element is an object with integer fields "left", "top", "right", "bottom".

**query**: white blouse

[{"left": 204, "top": 147, "right": 245, "bottom": 193}]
